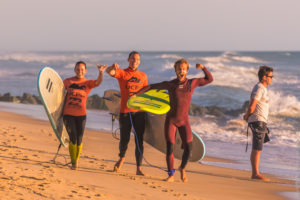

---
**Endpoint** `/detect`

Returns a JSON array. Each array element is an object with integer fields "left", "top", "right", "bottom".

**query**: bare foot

[
  {"left": 113, "top": 157, "right": 125, "bottom": 172},
  {"left": 179, "top": 167, "right": 188, "bottom": 182},
  {"left": 251, "top": 174, "right": 270, "bottom": 181},
  {"left": 165, "top": 175, "right": 174, "bottom": 182},
  {"left": 136, "top": 170, "right": 145, "bottom": 176},
  {"left": 136, "top": 166, "right": 145, "bottom": 176}
]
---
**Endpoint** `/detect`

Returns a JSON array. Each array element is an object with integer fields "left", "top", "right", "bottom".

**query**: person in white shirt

[{"left": 243, "top": 65, "right": 273, "bottom": 181}]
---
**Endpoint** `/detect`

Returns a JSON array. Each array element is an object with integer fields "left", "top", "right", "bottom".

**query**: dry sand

[{"left": 0, "top": 110, "right": 297, "bottom": 200}]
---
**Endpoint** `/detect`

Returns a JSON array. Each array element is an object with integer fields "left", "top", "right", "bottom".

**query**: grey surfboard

[{"left": 103, "top": 89, "right": 205, "bottom": 162}]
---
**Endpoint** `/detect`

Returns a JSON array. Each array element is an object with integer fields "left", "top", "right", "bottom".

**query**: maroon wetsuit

[{"left": 137, "top": 67, "right": 213, "bottom": 173}]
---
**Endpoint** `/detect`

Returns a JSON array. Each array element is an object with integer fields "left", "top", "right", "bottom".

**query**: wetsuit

[
  {"left": 63, "top": 76, "right": 97, "bottom": 164},
  {"left": 114, "top": 67, "right": 148, "bottom": 166},
  {"left": 137, "top": 67, "right": 213, "bottom": 173}
]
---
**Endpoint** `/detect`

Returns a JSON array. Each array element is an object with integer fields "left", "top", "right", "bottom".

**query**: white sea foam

[
  {"left": 195, "top": 56, "right": 231, "bottom": 63},
  {"left": 161, "top": 61, "right": 175, "bottom": 70},
  {"left": 190, "top": 114, "right": 298, "bottom": 148},
  {"left": 188, "top": 52, "right": 266, "bottom": 65},
  {"left": 157, "top": 54, "right": 182, "bottom": 60},
  {"left": 0, "top": 52, "right": 124, "bottom": 64},
  {"left": 191, "top": 62, "right": 258, "bottom": 91},
  {"left": 231, "top": 56, "right": 267, "bottom": 63},
  {"left": 64, "top": 63, "right": 76, "bottom": 69},
  {"left": 0, "top": 53, "right": 71, "bottom": 63},
  {"left": 275, "top": 73, "right": 300, "bottom": 85},
  {"left": 269, "top": 90, "right": 300, "bottom": 117}
]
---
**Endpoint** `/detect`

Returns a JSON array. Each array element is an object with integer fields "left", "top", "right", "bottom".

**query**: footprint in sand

[
  {"left": 99, "top": 164, "right": 107, "bottom": 169},
  {"left": 0, "top": 148, "right": 8, "bottom": 152},
  {"left": 173, "top": 193, "right": 181, "bottom": 197}
]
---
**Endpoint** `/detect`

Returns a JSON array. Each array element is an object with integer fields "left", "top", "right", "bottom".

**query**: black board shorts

[{"left": 249, "top": 121, "right": 270, "bottom": 151}]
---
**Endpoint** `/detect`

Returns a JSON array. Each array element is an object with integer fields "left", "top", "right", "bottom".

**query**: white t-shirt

[{"left": 248, "top": 82, "right": 269, "bottom": 123}]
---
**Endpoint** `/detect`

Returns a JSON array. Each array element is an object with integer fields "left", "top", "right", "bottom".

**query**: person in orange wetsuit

[
  {"left": 106, "top": 51, "right": 148, "bottom": 176},
  {"left": 63, "top": 61, "right": 106, "bottom": 170}
]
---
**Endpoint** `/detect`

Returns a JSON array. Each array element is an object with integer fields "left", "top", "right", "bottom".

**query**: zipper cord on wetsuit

[{"left": 128, "top": 110, "right": 166, "bottom": 172}]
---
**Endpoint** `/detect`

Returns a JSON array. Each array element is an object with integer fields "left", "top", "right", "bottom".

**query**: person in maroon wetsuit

[{"left": 134, "top": 58, "right": 213, "bottom": 182}]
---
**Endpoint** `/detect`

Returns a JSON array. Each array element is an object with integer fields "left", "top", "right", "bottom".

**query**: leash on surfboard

[
  {"left": 52, "top": 143, "right": 69, "bottom": 165},
  {"left": 110, "top": 113, "right": 120, "bottom": 140},
  {"left": 128, "top": 110, "right": 166, "bottom": 172},
  {"left": 103, "top": 94, "right": 120, "bottom": 140}
]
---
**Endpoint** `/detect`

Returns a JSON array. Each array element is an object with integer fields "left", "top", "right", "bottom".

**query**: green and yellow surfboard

[{"left": 127, "top": 89, "right": 170, "bottom": 115}]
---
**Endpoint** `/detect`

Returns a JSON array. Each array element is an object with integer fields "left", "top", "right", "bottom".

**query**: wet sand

[{"left": 0, "top": 111, "right": 297, "bottom": 200}]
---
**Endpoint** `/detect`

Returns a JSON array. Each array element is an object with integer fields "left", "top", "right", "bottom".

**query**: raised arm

[
  {"left": 95, "top": 65, "right": 106, "bottom": 86},
  {"left": 194, "top": 64, "right": 213, "bottom": 86},
  {"left": 105, "top": 63, "right": 119, "bottom": 77}
]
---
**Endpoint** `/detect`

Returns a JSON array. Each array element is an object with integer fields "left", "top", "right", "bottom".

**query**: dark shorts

[
  {"left": 63, "top": 115, "right": 86, "bottom": 145},
  {"left": 249, "top": 121, "right": 270, "bottom": 151}
]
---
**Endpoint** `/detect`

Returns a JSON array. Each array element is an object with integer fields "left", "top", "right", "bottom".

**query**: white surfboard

[{"left": 37, "top": 66, "right": 69, "bottom": 147}]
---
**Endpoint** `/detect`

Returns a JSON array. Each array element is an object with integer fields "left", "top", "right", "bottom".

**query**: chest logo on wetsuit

[
  {"left": 67, "top": 84, "right": 86, "bottom": 109},
  {"left": 69, "top": 83, "right": 86, "bottom": 90},
  {"left": 126, "top": 76, "right": 143, "bottom": 93},
  {"left": 128, "top": 77, "right": 141, "bottom": 83}
]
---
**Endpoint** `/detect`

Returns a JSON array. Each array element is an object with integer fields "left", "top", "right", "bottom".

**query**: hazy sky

[{"left": 0, "top": 0, "right": 299, "bottom": 51}]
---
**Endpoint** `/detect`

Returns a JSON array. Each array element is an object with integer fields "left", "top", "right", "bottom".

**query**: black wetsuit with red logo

[{"left": 137, "top": 67, "right": 213, "bottom": 172}]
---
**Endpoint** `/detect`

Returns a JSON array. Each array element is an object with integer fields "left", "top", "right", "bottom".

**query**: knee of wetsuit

[{"left": 166, "top": 142, "right": 174, "bottom": 156}]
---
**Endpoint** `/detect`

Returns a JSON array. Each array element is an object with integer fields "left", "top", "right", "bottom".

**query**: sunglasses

[{"left": 266, "top": 75, "right": 273, "bottom": 79}]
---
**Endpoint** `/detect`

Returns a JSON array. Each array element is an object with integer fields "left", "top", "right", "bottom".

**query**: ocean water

[{"left": 0, "top": 51, "right": 299, "bottom": 183}]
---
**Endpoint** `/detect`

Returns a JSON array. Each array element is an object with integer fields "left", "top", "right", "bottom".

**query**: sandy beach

[{"left": 0, "top": 110, "right": 297, "bottom": 200}]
